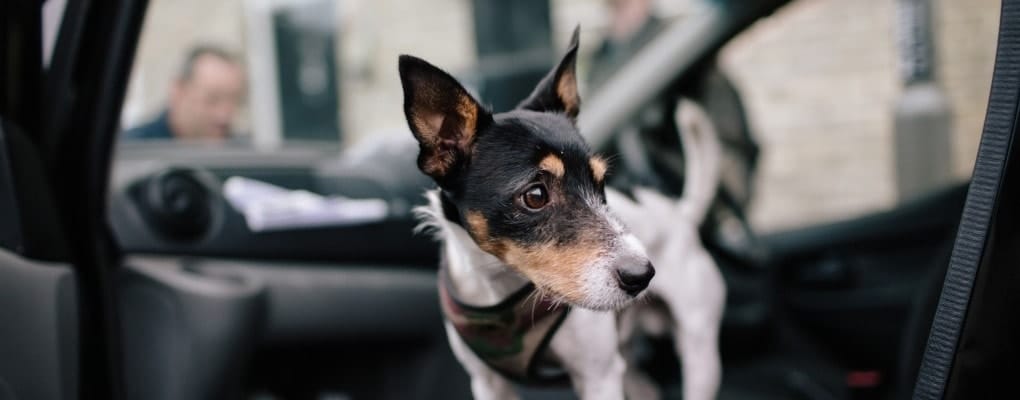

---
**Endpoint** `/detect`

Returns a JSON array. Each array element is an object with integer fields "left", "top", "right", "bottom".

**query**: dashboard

[{"left": 108, "top": 139, "right": 439, "bottom": 265}]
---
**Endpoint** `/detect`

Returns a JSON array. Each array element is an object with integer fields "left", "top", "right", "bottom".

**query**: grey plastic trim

[
  {"left": 118, "top": 259, "right": 266, "bottom": 400},
  {"left": 127, "top": 256, "right": 443, "bottom": 343},
  {"left": 0, "top": 249, "right": 78, "bottom": 400},
  {"left": 0, "top": 120, "right": 23, "bottom": 253}
]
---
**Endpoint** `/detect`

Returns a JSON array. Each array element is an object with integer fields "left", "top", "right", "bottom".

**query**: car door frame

[
  {"left": 1, "top": 0, "right": 147, "bottom": 399},
  {"left": 913, "top": 0, "right": 1020, "bottom": 398}
]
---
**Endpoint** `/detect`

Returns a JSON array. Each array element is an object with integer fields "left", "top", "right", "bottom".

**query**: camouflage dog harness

[{"left": 439, "top": 265, "right": 570, "bottom": 383}]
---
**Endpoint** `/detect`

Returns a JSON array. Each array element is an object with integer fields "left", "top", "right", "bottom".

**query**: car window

[
  {"left": 117, "top": 0, "right": 700, "bottom": 151},
  {"left": 718, "top": 1, "right": 998, "bottom": 233},
  {"left": 117, "top": 0, "right": 998, "bottom": 235},
  {"left": 121, "top": 1, "right": 464, "bottom": 148}
]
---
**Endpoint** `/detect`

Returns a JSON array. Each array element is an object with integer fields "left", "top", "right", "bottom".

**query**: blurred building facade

[
  {"left": 720, "top": 0, "right": 998, "bottom": 231},
  {"left": 123, "top": 0, "right": 999, "bottom": 232}
]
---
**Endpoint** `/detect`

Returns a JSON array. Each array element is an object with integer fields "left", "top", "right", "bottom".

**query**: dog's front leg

[
  {"left": 443, "top": 322, "right": 520, "bottom": 400},
  {"left": 551, "top": 309, "right": 627, "bottom": 400}
]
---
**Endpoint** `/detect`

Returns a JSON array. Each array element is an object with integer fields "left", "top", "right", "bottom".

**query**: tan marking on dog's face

[
  {"left": 589, "top": 156, "right": 607, "bottom": 184},
  {"left": 499, "top": 234, "right": 603, "bottom": 305},
  {"left": 465, "top": 210, "right": 506, "bottom": 256},
  {"left": 465, "top": 210, "right": 609, "bottom": 305},
  {"left": 539, "top": 154, "right": 565, "bottom": 178}
]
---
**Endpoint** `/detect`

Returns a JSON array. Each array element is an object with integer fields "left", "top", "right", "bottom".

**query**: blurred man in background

[
  {"left": 123, "top": 45, "right": 245, "bottom": 141},
  {"left": 588, "top": 0, "right": 662, "bottom": 91}
]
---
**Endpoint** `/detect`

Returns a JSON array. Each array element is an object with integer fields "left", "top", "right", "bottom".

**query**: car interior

[{"left": 1, "top": 0, "right": 1017, "bottom": 399}]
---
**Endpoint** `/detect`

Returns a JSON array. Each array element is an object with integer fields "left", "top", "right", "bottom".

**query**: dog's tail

[{"left": 674, "top": 98, "right": 721, "bottom": 226}]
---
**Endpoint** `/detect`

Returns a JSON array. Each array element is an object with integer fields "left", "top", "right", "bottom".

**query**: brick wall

[
  {"left": 720, "top": 0, "right": 998, "bottom": 232},
  {"left": 936, "top": 0, "right": 1000, "bottom": 178}
]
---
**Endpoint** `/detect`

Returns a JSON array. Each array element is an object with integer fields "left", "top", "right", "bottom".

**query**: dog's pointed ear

[
  {"left": 399, "top": 55, "right": 491, "bottom": 185},
  {"left": 517, "top": 25, "right": 581, "bottom": 120}
]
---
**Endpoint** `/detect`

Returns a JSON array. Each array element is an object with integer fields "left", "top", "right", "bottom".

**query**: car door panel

[
  {"left": 117, "top": 258, "right": 266, "bottom": 400},
  {"left": 0, "top": 116, "right": 78, "bottom": 400},
  {"left": 0, "top": 249, "right": 78, "bottom": 400},
  {"left": 763, "top": 183, "right": 966, "bottom": 370}
]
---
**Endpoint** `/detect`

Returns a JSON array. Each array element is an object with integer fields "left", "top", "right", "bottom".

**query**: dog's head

[{"left": 399, "top": 29, "right": 653, "bottom": 310}]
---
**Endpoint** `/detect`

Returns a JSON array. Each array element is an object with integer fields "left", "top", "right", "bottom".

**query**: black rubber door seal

[{"left": 912, "top": 1, "right": 1020, "bottom": 399}]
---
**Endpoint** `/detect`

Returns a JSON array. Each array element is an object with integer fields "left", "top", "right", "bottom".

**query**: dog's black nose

[{"left": 616, "top": 262, "right": 655, "bottom": 296}]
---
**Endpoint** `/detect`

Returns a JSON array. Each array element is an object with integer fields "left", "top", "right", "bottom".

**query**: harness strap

[{"left": 438, "top": 264, "right": 570, "bottom": 384}]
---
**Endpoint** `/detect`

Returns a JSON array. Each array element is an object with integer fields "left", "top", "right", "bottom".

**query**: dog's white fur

[{"left": 419, "top": 99, "right": 725, "bottom": 400}]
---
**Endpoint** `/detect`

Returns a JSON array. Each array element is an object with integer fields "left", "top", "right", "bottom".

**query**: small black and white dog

[{"left": 401, "top": 29, "right": 725, "bottom": 400}]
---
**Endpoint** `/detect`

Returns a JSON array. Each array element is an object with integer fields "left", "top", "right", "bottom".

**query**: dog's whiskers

[
  {"left": 523, "top": 288, "right": 542, "bottom": 325},
  {"left": 479, "top": 259, "right": 507, "bottom": 269}
]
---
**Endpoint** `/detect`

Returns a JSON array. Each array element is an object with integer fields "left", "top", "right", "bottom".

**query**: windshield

[
  {"left": 118, "top": 0, "right": 996, "bottom": 234},
  {"left": 119, "top": 0, "right": 699, "bottom": 151}
]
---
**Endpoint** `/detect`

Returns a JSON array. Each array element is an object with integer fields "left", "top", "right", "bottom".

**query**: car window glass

[
  {"left": 118, "top": 0, "right": 481, "bottom": 149},
  {"left": 117, "top": 0, "right": 701, "bottom": 151},
  {"left": 718, "top": 1, "right": 998, "bottom": 233}
]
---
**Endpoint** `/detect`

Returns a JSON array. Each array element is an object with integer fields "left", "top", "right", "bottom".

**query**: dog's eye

[{"left": 521, "top": 184, "right": 549, "bottom": 210}]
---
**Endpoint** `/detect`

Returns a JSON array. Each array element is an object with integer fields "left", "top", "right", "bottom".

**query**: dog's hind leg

[
  {"left": 652, "top": 244, "right": 725, "bottom": 400},
  {"left": 551, "top": 309, "right": 627, "bottom": 400},
  {"left": 444, "top": 322, "right": 520, "bottom": 400},
  {"left": 676, "top": 290, "right": 725, "bottom": 399},
  {"left": 675, "top": 317, "right": 722, "bottom": 400}
]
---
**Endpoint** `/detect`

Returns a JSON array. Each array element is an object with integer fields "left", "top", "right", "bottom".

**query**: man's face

[{"left": 169, "top": 54, "right": 245, "bottom": 140}]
